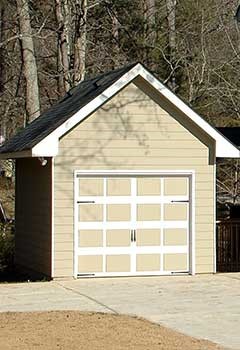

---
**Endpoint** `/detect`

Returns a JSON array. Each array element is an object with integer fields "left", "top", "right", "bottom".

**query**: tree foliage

[{"left": 0, "top": 0, "right": 240, "bottom": 136}]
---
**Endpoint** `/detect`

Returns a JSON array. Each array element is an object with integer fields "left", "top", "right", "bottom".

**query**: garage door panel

[
  {"left": 107, "top": 204, "right": 131, "bottom": 221},
  {"left": 106, "top": 255, "right": 131, "bottom": 272},
  {"left": 137, "top": 178, "right": 161, "bottom": 196},
  {"left": 136, "top": 229, "right": 161, "bottom": 246},
  {"left": 164, "top": 253, "right": 188, "bottom": 271},
  {"left": 137, "top": 204, "right": 161, "bottom": 221},
  {"left": 164, "top": 203, "right": 188, "bottom": 221},
  {"left": 79, "top": 204, "right": 103, "bottom": 222},
  {"left": 164, "top": 178, "right": 188, "bottom": 196},
  {"left": 106, "top": 230, "right": 131, "bottom": 247},
  {"left": 78, "top": 255, "right": 103, "bottom": 273},
  {"left": 79, "top": 178, "right": 103, "bottom": 196},
  {"left": 79, "top": 230, "right": 103, "bottom": 247},
  {"left": 163, "top": 229, "right": 187, "bottom": 246},
  {"left": 107, "top": 178, "right": 131, "bottom": 196},
  {"left": 136, "top": 254, "right": 161, "bottom": 271}
]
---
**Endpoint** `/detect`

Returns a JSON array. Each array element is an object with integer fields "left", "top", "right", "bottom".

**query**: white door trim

[
  {"left": 51, "top": 158, "right": 55, "bottom": 278},
  {"left": 190, "top": 171, "right": 196, "bottom": 275},
  {"left": 73, "top": 170, "right": 195, "bottom": 278},
  {"left": 75, "top": 170, "right": 195, "bottom": 176},
  {"left": 213, "top": 161, "right": 216, "bottom": 273},
  {"left": 73, "top": 170, "right": 79, "bottom": 278}
]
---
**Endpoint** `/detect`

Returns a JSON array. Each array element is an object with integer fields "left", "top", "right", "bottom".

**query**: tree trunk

[
  {"left": 73, "top": 0, "right": 88, "bottom": 85},
  {"left": 0, "top": 3, "right": 6, "bottom": 94},
  {"left": 166, "top": 0, "right": 177, "bottom": 91},
  {"left": 16, "top": 0, "right": 40, "bottom": 122},
  {"left": 55, "top": 0, "right": 70, "bottom": 92},
  {"left": 144, "top": 0, "right": 156, "bottom": 45},
  {"left": 0, "top": 3, "right": 6, "bottom": 142},
  {"left": 57, "top": 40, "right": 65, "bottom": 95},
  {"left": 233, "top": 159, "right": 239, "bottom": 204},
  {"left": 112, "top": 11, "right": 120, "bottom": 57}
]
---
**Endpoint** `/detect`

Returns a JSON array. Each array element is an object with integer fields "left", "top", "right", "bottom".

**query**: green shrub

[{"left": 0, "top": 223, "right": 14, "bottom": 272}]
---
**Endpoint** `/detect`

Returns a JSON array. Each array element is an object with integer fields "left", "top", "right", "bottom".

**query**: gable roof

[
  {"left": 0, "top": 62, "right": 239, "bottom": 158},
  {"left": 0, "top": 63, "right": 136, "bottom": 156}
]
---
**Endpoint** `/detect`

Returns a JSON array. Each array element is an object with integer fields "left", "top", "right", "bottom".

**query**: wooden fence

[{"left": 217, "top": 220, "right": 240, "bottom": 272}]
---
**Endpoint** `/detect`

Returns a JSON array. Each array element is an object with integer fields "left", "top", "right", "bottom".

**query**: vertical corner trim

[
  {"left": 51, "top": 157, "right": 55, "bottom": 278},
  {"left": 73, "top": 170, "right": 79, "bottom": 278},
  {"left": 213, "top": 161, "right": 217, "bottom": 274},
  {"left": 190, "top": 171, "right": 196, "bottom": 275}
]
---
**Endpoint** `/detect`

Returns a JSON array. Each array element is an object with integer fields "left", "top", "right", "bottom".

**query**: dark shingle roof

[
  {"left": 217, "top": 127, "right": 240, "bottom": 148},
  {"left": 0, "top": 63, "right": 137, "bottom": 154}
]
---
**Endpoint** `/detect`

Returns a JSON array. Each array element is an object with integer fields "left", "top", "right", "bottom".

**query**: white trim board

[
  {"left": 75, "top": 169, "right": 196, "bottom": 176},
  {"left": 213, "top": 162, "right": 217, "bottom": 274},
  {"left": 51, "top": 157, "right": 55, "bottom": 278},
  {"left": 3, "top": 63, "right": 239, "bottom": 159}
]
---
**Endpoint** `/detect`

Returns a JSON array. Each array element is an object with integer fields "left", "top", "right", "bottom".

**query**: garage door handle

[
  {"left": 77, "top": 201, "right": 95, "bottom": 204},
  {"left": 131, "top": 230, "right": 136, "bottom": 242},
  {"left": 171, "top": 200, "right": 189, "bottom": 203}
]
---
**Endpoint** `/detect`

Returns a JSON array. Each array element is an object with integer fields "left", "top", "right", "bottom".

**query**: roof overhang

[
  {"left": 1, "top": 63, "right": 240, "bottom": 159},
  {"left": 0, "top": 150, "right": 32, "bottom": 159}
]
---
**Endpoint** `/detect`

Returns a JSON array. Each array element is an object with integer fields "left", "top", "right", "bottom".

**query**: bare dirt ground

[{"left": 0, "top": 311, "right": 226, "bottom": 350}]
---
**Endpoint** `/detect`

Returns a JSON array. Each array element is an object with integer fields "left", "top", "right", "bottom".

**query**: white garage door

[{"left": 74, "top": 173, "right": 193, "bottom": 277}]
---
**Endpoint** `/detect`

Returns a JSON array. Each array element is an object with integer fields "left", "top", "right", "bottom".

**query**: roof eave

[
  {"left": 216, "top": 148, "right": 240, "bottom": 158},
  {"left": 0, "top": 150, "right": 33, "bottom": 159},
  {"left": 32, "top": 135, "right": 59, "bottom": 157}
]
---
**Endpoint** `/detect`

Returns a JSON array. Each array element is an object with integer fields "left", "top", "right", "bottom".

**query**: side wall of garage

[
  {"left": 15, "top": 158, "right": 52, "bottom": 277},
  {"left": 53, "top": 79, "right": 215, "bottom": 277}
]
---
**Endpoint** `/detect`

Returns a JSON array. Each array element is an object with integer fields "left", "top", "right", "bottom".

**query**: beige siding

[
  {"left": 15, "top": 158, "right": 52, "bottom": 278},
  {"left": 54, "top": 80, "right": 215, "bottom": 277}
]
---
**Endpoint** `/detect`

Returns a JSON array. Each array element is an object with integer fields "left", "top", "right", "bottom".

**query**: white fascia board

[
  {"left": 32, "top": 63, "right": 240, "bottom": 158},
  {"left": 139, "top": 67, "right": 240, "bottom": 158},
  {"left": 32, "top": 133, "right": 59, "bottom": 157}
]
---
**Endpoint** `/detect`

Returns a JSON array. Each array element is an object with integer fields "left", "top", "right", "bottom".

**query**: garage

[
  {"left": 75, "top": 173, "right": 193, "bottom": 277},
  {"left": 0, "top": 62, "right": 239, "bottom": 279}
]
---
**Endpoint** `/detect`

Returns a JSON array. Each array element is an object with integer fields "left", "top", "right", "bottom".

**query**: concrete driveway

[{"left": 0, "top": 273, "right": 240, "bottom": 349}]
